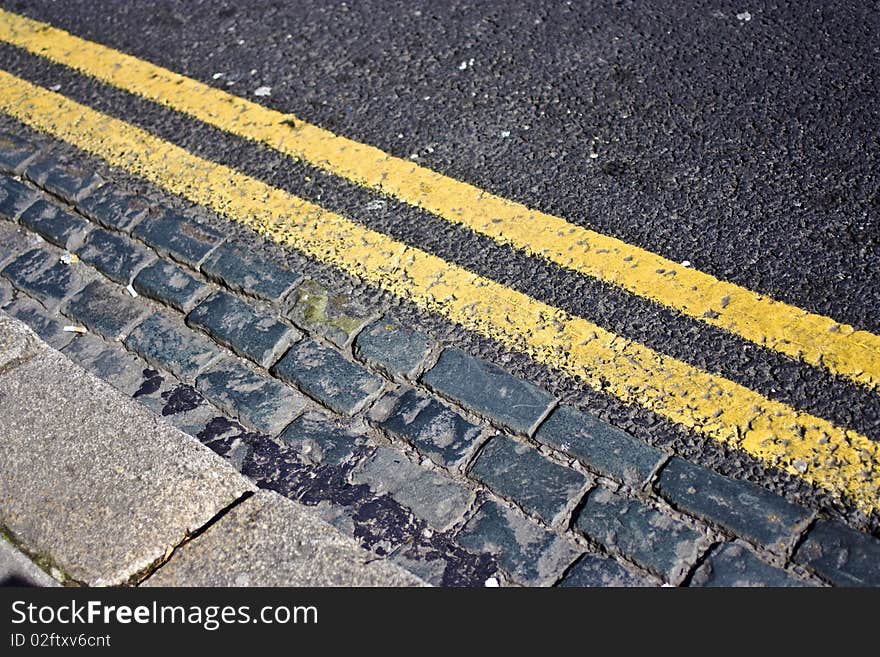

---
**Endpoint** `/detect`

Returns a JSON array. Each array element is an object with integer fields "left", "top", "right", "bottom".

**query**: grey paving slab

[
  {"left": 536, "top": 404, "right": 665, "bottom": 486},
  {"left": 657, "top": 457, "right": 812, "bottom": 553},
  {"left": 469, "top": 434, "right": 587, "bottom": 525},
  {"left": 0, "top": 537, "right": 60, "bottom": 587},
  {"left": 422, "top": 348, "right": 554, "bottom": 435},
  {"left": 0, "top": 310, "right": 41, "bottom": 373},
  {"left": 351, "top": 446, "right": 475, "bottom": 531},
  {"left": 689, "top": 543, "right": 811, "bottom": 587},
  {"left": 144, "top": 490, "right": 425, "bottom": 587},
  {"left": 0, "top": 315, "right": 253, "bottom": 586}
]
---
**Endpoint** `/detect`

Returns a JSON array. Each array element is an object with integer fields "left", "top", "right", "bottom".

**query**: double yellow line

[{"left": 0, "top": 10, "right": 877, "bottom": 513}]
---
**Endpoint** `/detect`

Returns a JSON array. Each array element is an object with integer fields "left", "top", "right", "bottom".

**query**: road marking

[
  {"left": 0, "top": 9, "right": 877, "bottom": 391},
  {"left": 0, "top": 71, "right": 876, "bottom": 514}
]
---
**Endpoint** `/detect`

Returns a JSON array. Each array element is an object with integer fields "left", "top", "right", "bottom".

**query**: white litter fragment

[
  {"left": 126, "top": 283, "right": 138, "bottom": 298},
  {"left": 49, "top": 84, "right": 62, "bottom": 91},
  {"left": 458, "top": 61, "right": 468, "bottom": 70},
  {"left": 681, "top": 260, "right": 692, "bottom": 267},
  {"left": 237, "top": 39, "right": 245, "bottom": 45},
  {"left": 364, "top": 199, "right": 387, "bottom": 211},
  {"left": 457, "top": 57, "right": 474, "bottom": 71},
  {"left": 212, "top": 72, "right": 224, "bottom": 79},
  {"left": 484, "top": 577, "right": 500, "bottom": 588},
  {"left": 59, "top": 251, "right": 79, "bottom": 265},
  {"left": 63, "top": 325, "right": 88, "bottom": 334},
  {"left": 249, "top": 68, "right": 257, "bottom": 75},
  {"left": 422, "top": 528, "right": 433, "bottom": 539},
  {"left": 500, "top": 130, "right": 511, "bottom": 138},
  {"left": 736, "top": 11, "right": 752, "bottom": 21},
  {"left": 254, "top": 86, "right": 272, "bottom": 97}
]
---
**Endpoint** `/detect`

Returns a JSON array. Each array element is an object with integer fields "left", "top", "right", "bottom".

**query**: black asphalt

[{"left": 0, "top": 0, "right": 877, "bottom": 526}]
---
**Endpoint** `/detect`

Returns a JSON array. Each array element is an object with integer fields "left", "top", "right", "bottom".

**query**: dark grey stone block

[
  {"left": 0, "top": 133, "right": 40, "bottom": 174},
  {"left": 62, "top": 334, "right": 160, "bottom": 397},
  {"left": 354, "top": 317, "right": 434, "bottom": 378},
  {"left": 559, "top": 554, "right": 651, "bottom": 587},
  {"left": 64, "top": 279, "right": 147, "bottom": 340},
  {"left": 19, "top": 199, "right": 90, "bottom": 250},
  {"left": 575, "top": 486, "right": 706, "bottom": 583},
  {"left": 690, "top": 543, "right": 811, "bottom": 587},
  {"left": 77, "top": 228, "right": 155, "bottom": 284},
  {"left": 422, "top": 348, "right": 554, "bottom": 435},
  {"left": 536, "top": 404, "right": 665, "bottom": 486},
  {"left": 187, "top": 290, "right": 298, "bottom": 367},
  {"left": 456, "top": 500, "right": 581, "bottom": 586},
  {"left": 125, "top": 312, "right": 222, "bottom": 381},
  {"left": 76, "top": 183, "right": 149, "bottom": 232},
  {"left": 0, "top": 221, "right": 34, "bottom": 267},
  {"left": 195, "top": 357, "right": 307, "bottom": 435},
  {"left": 379, "top": 388, "right": 483, "bottom": 468},
  {"left": 351, "top": 446, "right": 475, "bottom": 530},
  {"left": 271, "top": 339, "right": 384, "bottom": 415},
  {"left": 657, "top": 457, "right": 812, "bottom": 552},
  {"left": 201, "top": 243, "right": 300, "bottom": 302},
  {"left": 132, "top": 210, "right": 224, "bottom": 267},
  {"left": 3, "top": 295, "right": 75, "bottom": 350},
  {"left": 278, "top": 411, "right": 369, "bottom": 466},
  {"left": 286, "top": 279, "right": 374, "bottom": 348},
  {"left": 24, "top": 156, "right": 103, "bottom": 203},
  {"left": 1, "top": 248, "right": 91, "bottom": 310},
  {"left": 132, "top": 260, "right": 208, "bottom": 313},
  {"left": 470, "top": 435, "right": 587, "bottom": 524},
  {"left": 0, "top": 175, "right": 36, "bottom": 221},
  {"left": 793, "top": 520, "right": 880, "bottom": 587}
]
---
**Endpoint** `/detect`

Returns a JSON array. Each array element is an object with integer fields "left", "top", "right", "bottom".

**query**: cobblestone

[
  {"left": 0, "top": 175, "right": 36, "bottom": 221},
  {"left": 793, "top": 520, "right": 880, "bottom": 587},
  {"left": 574, "top": 486, "right": 707, "bottom": 583},
  {"left": 422, "top": 348, "right": 554, "bottom": 435},
  {"left": 354, "top": 317, "right": 434, "bottom": 378},
  {"left": 187, "top": 291, "right": 298, "bottom": 368},
  {"left": 132, "top": 210, "right": 225, "bottom": 268},
  {"left": 2, "top": 248, "right": 91, "bottom": 310},
  {"left": 132, "top": 259, "right": 208, "bottom": 313},
  {"left": 536, "top": 404, "right": 665, "bottom": 486},
  {"left": 125, "top": 312, "right": 222, "bottom": 381},
  {"left": 201, "top": 243, "right": 300, "bottom": 302},
  {"left": 196, "top": 356, "right": 307, "bottom": 435},
  {"left": 271, "top": 339, "right": 384, "bottom": 415},
  {"left": 278, "top": 411, "right": 370, "bottom": 467},
  {"left": 77, "top": 228, "right": 155, "bottom": 284},
  {"left": 0, "top": 221, "right": 33, "bottom": 267},
  {"left": 456, "top": 499, "right": 581, "bottom": 586},
  {"left": 0, "top": 133, "right": 40, "bottom": 174},
  {"left": 19, "top": 200, "right": 90, "bottom": 250},
  {"left": 656, "top": 457, "right": 812, "bottom": 553},
  {"left": 558, "top": 554, "right": 651, "bottom": 587},
  {"left": 377, "top": 388, "right": 484, "bottom": 468},
  {"left": 24, "top": 155, "right": 103, "bottom": 203},
  {"left": 64, "top": 279, "right": 148, "bottom": 340},
  {"left": 75, "top": 183, "right": 149, "bottom": 232},
  {"left": 689, "top": 542, "right": 810, "bottom": 587},
  {"left": 287, "top": 279, "right": 374, "bottom": 348},
  {"left": 470, "top": 435, "right": 587, "bottom": 525},
  {"left": 3, "top": 295, "right": 76, "bottom": 350},
  {"left": 351, "top": 446, "right": 475, "bottom": 531}
]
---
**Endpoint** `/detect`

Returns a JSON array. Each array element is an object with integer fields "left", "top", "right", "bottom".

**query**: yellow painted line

[
  {"left": 0, "top": 71, "right": 876, "bottom": 515},
  {"left": 1, "top": 9, "right": 877, "bottom": 391}
]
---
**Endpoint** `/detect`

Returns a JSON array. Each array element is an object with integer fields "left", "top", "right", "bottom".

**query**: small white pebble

[
  {"left": 212, "top": 72, "right": 224, "bottom": 79},
  {"left": 484, "top": 577, "right": 500, "bottom": 588},
  {"left": 681, "top": 260, "right": 692, "bottom": 267},
  {"left": 254, "top": 86, "right": 272, "bottom": 97},
  {"left": 237, "top": 39, "right": 245, "bottom": 45},
  {"left": 500, "top": 130, "right": 511, "bottom": 138},
  {"left": 49, "top": 84, "right": 62, "bottom": 92},
  {"left": 458, "top": 61, "right": 468, "bottom": 70},
  {"left": 249, "top": 68, "right": 257, "bottom": 75},
  {"left": 736, "top": 11, "right": 752, "bottom": 21}
]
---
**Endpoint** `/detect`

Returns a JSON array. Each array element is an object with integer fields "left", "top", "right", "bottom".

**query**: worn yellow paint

[
  {"left": 0, "top": 71, "right": 876, "bottom": 514},
  {"left": 1, "top": 8, "right": 877, "bottom": 391}
]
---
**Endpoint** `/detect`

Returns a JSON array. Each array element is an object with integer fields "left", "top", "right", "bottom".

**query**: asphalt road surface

[{"left": 0, "top": 0, "right": 877, "bottom": 527}]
